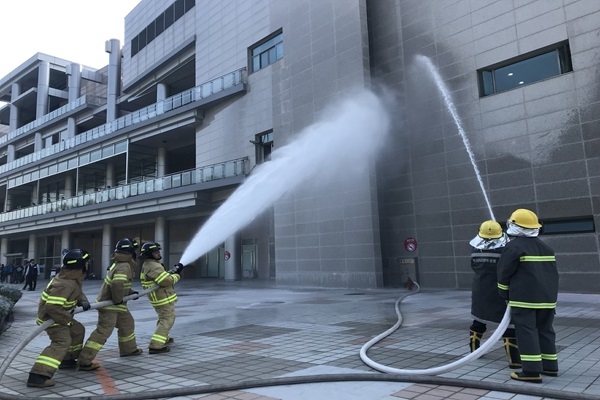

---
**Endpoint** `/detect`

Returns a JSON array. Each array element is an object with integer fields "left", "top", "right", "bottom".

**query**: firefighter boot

[
  {"left": 503, "top": 335, "right": 522, "bottom": 369},
  {"left": 510, "top": 371, "right": 542, "bottom": 383},
  {"left": 27, "top": 373, "right": 55, "bottom": 388},
  {"left": 469, "top": 330, "right": 483, "bottom": 352},
  {"left": 149, "top": 346, "right": 170, "bottom": 354}
]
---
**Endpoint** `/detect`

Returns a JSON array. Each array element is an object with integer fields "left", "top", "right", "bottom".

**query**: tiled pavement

[{"left": 1, "top": 279, "right": 599, "bottom": 400}]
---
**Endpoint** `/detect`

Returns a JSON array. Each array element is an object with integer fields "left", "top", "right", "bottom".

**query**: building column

[
  {"left": 105, "top": 39, "right": 121, "bottom": 122},
  {"left": 28, "top": 234, "right": 37, "bottom": 262},
  {"left": 36, "top": 61, "right": 50, "bottom": 119},
  {"left": 61, "top": 229, "right": 70, "bottom": 251},
  {"left": 9, "top": 82, "right": 20, "bottom": 132},
  {"left": 157, "top": 147, "right": 167, "bottom": 176},
  {"left": 102, "top": 224, "right": 112, "bottom": 279},
  {"left": 7, "top": 144, "right": 15, "bottom": 163},
  {"left": 1, "top": 238, "right": 7, "bottom": 266},
  {"left": 64, "top": 175, "right": 74, "bottom": 198},
  {"left": 157, "top": 83, "right": 168, "bottom": 101},
  {"left": 34, "top": 131, "right": 43, "bottom": 153},
  {"left": 31, "top": 184, "right": 39, "bottom": 206},
  {"left": 155, "top": 216, "right": 167, "bottom": 265},
  {"left": 106, "top": 163, "right": 115, "bottom": 187},
  {"left": 224, "top": 233, "right": 241, "bottom": 281}
]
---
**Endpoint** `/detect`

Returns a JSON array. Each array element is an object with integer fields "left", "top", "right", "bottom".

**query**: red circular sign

[
  {"left": 404, "top": 237, "right": 417, "bottom": 252},
  {"left": 224, "top": 251, "right": 231, "bottom": 260}
]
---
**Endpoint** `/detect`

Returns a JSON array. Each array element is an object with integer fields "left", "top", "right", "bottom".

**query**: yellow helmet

[
  {"left": 478, "top": 220, "right": 502, "bottom": 239},
  {"left": 508, "top": 208, "right": 542, "bottom": 229}
]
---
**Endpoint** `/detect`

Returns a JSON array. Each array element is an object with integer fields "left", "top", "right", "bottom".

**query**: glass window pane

[
  {"left": 276, "top": 42, "right": 283, "bottom": 60},
  {"left": 185, "top": 0, "right": 195, "bottom": 13},
  {"left": 260, "top": 52, "right": 268, "bottom": 68},
  {"left": 155, "top": 14, "right": 165, "bottom": 35},
  {"left": 175, "top": 0, "right": 185, "bottom": 20},
  {"left": 481, "top": 70, "right": 494, "bottom": 96},
  {"left": 252, "top": 56, "right": 260, "bottom": 72},
  {"left": 493, "top": 51, "right": 560, "bottom": 94},
  {"left": 90, "top": 149, "right": 102, "bottom": 162},
  {"left": 165, "top": 5, "right": 174, "bottom": 27},
  {"left": 146, "top": 21, "right": 156, "bottom": 43}
]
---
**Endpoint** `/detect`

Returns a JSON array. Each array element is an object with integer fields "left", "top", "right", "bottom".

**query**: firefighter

[
  {"left": 139, "top": 242, "right": 184, "bottom": 354},
  {"left": 77, "top": 238, "right": 144, "bottom": 372},
  {"left": 497, "top": 209, "right": 559, "bottom": 383},
  {"left": 27, "top": 249, "right": 92, "bottom": 388},
  {"left": 469, "top": 220, "right": 521, "bottom": 369}
]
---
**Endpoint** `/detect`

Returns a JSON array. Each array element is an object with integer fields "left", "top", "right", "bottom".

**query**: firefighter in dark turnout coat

[
  {"left": 497, "top": 209, "right": 559, "bottom": 383},
  {"left": 469, "top": 220, "right": 521, "bottom": 368},
  {"left": 27, "top": 250, "right": 92, "bottom": 388}
]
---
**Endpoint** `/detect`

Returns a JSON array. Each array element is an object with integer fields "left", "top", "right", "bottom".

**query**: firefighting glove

[
  {"left": 78, "top": 300, "right": 91, "bottom": 311},
  {"left": 171, "top": 263, "right": 184, "bottom": 275},
  {"left": 131, "top": 291, "right": 139, "bottom": 300}
]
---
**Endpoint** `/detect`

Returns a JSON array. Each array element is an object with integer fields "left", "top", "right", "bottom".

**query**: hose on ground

[
  {"left": 359, "top": 281, "right": 511, "bottom": 375},
  {"left": 0, "top": 285, "right": 594, "bottom": 400},
  {"left": 0, "top": 285, "right": 158, "bottom": 380}
]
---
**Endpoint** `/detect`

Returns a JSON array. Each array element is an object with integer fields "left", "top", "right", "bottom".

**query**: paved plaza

[{"left": 1, "top": 278, "right": 599, "bottom": 400}]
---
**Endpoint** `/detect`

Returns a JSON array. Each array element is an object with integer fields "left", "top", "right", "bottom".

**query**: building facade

[{"left": 0, "top": 0, "right": 598, "bottom": 292}]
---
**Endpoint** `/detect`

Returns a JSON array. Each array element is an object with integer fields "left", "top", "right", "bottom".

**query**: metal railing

[
  {"left": 0, "top": 95, "right": 101, "bottom": 145},
  {"left": 0, "top": 157, "right": 248, "bottom": 223},
  {"left": 0, "top": 67, "right": 246, "bottom": 176}
]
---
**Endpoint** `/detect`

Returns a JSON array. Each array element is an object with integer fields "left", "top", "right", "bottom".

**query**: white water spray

[
  {"left": 180, "top": 91, "right": 391, "bottom": 265},
  {"left": 415, "top": 55, "right": 495, "bottom": 221}
]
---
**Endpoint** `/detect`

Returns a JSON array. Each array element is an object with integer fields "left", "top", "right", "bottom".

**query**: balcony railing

[
  {"left": 0, "top": 67, "right": 246, "bottom": 176},
  {"left": 0, "top": 157, "right": 248, "bottom": 223},
  {"left": 0, "top": 95, "right": 103, "bottom": 145}
]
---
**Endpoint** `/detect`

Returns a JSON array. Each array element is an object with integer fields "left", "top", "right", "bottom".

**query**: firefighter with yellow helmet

[
  {"left": 469, "top": 220, "right": 520, "bottom": 369},
  {"left": 27, "top": 249, "right": 92, "bottom": 388},
  {"left": 497, "top": 209, "right": 559, "bottom": 383}
]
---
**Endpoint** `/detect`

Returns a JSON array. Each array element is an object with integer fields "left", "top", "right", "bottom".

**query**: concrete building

[{"left": 0, "top": 0, "right": 598, "bottom": 292}]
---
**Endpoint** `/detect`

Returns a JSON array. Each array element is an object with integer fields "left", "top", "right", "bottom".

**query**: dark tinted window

[
  {"left": 542, "top": 218, "right": 595, "bottom": 235},
  {"left": 175, "top": 0, "right": 185, "bottom": 20},
  {"left": 155, "top": 13, "right": 165, "bottom": 35},
  {"left": 165, "top": 4, "right": 175, "bottom": 28},
  {"left": 146, "top": 21, "right": 156, "bottom": 43},
  {"left": 478, "top": 42, "right": 572, "bottom": 96}
]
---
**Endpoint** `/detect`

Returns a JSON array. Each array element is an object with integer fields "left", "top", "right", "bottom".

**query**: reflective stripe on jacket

[
  {"left": 96, "top": 252, "right": 136, "bottom": 312},
  {"left": 497, "top": 236, "right": 559, "bottom": 309},
  {"left": 37, "top": 268, "right": 88, "bottom": 326},
  {"left": 140, "top": 258, "right": 180, "bottom": 306}
]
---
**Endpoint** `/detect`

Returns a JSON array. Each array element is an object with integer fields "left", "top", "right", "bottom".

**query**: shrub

[
  {"left": 0, "top": 295, "right": 13, "bottom": 334},
  {"left": 0, "top": 284, "right": 23, "bottom": 304}
]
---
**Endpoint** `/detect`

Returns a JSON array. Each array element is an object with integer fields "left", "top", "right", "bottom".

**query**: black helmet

[
  {"left": 140, "top": 242, "right": 161, "bottom": 257},
  {"left": 114, "top": 237, "right": 139, "bottom": 255},
  {"left": 62, "top": 249, "right": 90, "bottom": 270}
]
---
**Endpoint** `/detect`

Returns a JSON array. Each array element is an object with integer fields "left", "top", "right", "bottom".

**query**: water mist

[{"left": 179, "top": 90, "right": 391, "bottom": 266}]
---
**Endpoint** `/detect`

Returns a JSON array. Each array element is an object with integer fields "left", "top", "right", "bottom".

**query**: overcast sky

[{"left": 0, "top": 0, "right": 141, "bottom": 78}]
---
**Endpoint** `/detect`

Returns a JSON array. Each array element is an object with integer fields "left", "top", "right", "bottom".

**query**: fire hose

[
  {"left": 0, "top": 285, "right": 158, "bottom": 381},
  {"left": 359, "top": 280, "right": 511, "bottom": 375},
  {"left": 0, "top": 283, "right": 596, "bottom": 400}
]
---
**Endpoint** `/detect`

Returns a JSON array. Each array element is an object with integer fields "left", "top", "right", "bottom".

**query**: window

[
  {"left": 253, "top": 130, "right": 274, "bottom": 163},
  {"left": 541, "top": 217, "right": 595, "bottom": 235},
  {"left": 478, "top": 42, "right": 572, "bottom": 96},
  {"left": 130, "top": 0, "right": 195, "bottom": 57},
  {"left": 250, "top": 31, "right": 283, "bottom": 72}
]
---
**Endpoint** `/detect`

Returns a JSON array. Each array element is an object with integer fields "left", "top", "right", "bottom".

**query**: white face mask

[{"left": 506, "top": 221, "right": 539, "bottom": 237}]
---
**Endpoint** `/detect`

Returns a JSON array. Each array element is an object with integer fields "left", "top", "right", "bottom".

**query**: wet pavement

[{"left": 0, "top": 278, "right": 599, "bottom": 400}]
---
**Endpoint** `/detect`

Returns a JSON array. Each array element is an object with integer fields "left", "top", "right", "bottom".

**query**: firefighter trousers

[
  {"left": 511, "top": 307, "right": 558, "bottom": 373},
  {"left": 78, "top": 309, "right": 139, "bottom": 363},
  {"left": 30, "top": 320, "right": 85, "bottom": 379},
  {"left": 149, "top": 303, "right": 175, "bottom": 349}
]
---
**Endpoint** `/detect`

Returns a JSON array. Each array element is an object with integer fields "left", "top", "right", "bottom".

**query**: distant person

[
  {"left": 0, "top": 264, "right": 5, "bottom": 283},
  {"left": 77, "top": 238, "right": 143, "bottom": 372},
  {"left": 468, "top": 220, "right": 520, "bottom": 368},
  {"left": 4, "top": 264, "right": 13, "bottom": 284},
  {"left": 27, "top": 250, "right": 92, "bottom": 388},
  {"left": 139, "top": 242, "right": 184, "bottom": 354},
  {"left": 23, "top": 260, "right": 40, "bottom": 291},
  {"left": 15, "top": 264, "right": 24, "bottom": 284},
  {"left": 498, "top": 209, "right": 559, "bottom": 383}
]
